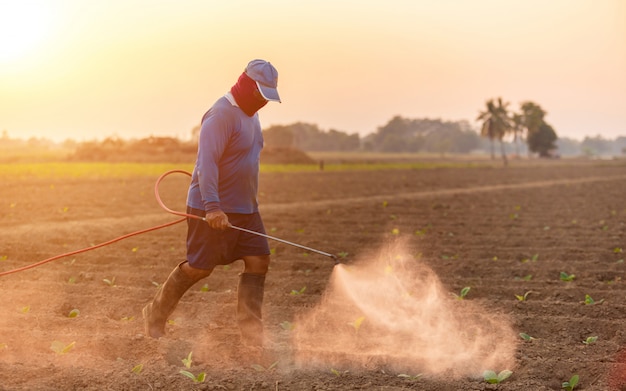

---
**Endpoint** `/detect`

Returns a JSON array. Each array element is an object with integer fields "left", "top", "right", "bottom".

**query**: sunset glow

[{"left": 0, "top": 0, "right": 624, "bottom": 141}]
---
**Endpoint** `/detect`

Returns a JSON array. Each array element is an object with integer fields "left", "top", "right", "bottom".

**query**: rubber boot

[
  {"left": 143, "top": 262, "right": 196, "bottom": 338},
  {"left": 237, "top": 273, "right": 266, "bottom": 347}
]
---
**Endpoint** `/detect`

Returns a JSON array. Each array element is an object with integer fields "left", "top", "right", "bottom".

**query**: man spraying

[{"left": 143, "top": 59, "right": 281, "bottom": 348}]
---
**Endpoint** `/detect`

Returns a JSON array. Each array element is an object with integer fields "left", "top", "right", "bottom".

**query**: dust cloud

[{"left": 292, "top": 240, "right": 518, "bottom": 378}]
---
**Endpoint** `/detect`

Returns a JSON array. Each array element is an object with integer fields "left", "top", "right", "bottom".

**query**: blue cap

[{"left": 245, "top": 59, "right": 281, "bottom": 103}]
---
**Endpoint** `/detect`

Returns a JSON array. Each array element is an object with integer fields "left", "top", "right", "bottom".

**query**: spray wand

[{"left": 155, "top": 170, "right": 339, "bottom": 264}]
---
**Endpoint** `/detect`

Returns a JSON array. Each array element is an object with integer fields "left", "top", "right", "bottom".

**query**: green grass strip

[{"left": 0, "top": 161, "right": 484, "bottom": 179}]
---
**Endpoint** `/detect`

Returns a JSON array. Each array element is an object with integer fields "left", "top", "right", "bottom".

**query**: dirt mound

[{"left": 260, "top": 147, "right": 316, "bottom": 164}]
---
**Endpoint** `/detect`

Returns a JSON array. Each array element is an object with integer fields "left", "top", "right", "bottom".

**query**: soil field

[{"left": 1, "top": 160, "right": 625, "bottom": 390}]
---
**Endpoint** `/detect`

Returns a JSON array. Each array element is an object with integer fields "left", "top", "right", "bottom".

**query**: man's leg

[
  {"left": 237, "top": 255, "right": 270, "bottom": 347},
  {"left": 143, "top": 261, "right": 212, "bottom": 338}
]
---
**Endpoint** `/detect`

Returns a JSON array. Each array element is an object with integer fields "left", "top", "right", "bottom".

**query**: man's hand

[{"left": 205, "top": 210, "right": 229, "bottom": 230}]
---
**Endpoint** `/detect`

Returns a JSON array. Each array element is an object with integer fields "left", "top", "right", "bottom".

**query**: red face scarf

[{"left": 230, "top": 72, "right": 268, "bottom": 117}]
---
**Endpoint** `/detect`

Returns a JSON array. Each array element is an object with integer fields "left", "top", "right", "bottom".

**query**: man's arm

[{"left": 197, "top": 108, "right": 231, "bottom": 230}]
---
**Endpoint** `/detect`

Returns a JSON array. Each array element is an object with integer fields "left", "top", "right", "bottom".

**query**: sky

[{"left": 0, "top": 0, "right": 625, "bottom": 142}]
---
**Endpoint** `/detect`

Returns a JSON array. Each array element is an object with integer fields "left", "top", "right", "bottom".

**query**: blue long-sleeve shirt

[{"left": 186, "top": 95, "right": 264, "bottom": 214}]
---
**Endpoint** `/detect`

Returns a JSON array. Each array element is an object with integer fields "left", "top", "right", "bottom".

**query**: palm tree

[{"left": 477, "top": 98, "right": 511, "bottom": 164}]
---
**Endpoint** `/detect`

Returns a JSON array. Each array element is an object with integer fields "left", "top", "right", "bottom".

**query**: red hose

[{"left": 0, "top": 170, "right": 195, "bottom": 277}]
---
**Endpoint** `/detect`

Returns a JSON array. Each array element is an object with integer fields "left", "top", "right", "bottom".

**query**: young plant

[
  {"left": 290, "top": 286, "right": 306, "bottom": 296},
  {"left": 102, "top": 277, "right": 116, "bottom": 287},
  {"left": 452, "top": 286, "right": 470, "bottom": 300},
  {"left": 519, "top": 333, "right": 536, "bottom": 342},
  {"left": 398, "top": 373, "right": 422, "bottom": 380},
  {"left": 582, "top": 294, "right": 604, "bottom": 305},
  {"left": 131, "top": 364, "right": 143, "bottom": 374},
  {"left": 50, "top": 340, "right": 75, "bottom": 354},
  {"left": 483, "top": 369, "right": 512, "bottom": 384},
  {"left": 562, "top": 374, "right": 579, "bottom": 390},
  {"left": 179, "top": 370, "right": 206, "bottom": 383},
  {"left": 330, "top": 368, "right": 349, "bottom": 377},
  {"left": 583, "top": 336, "right": 598, "bottom": 345},
  {"left": 515, "top": 291, "right": 534, "bottom": 301},
  {"left": 68, "top": 309, "right": 80, "bottom": 318},
  {"left": 181, "top": 351, "right": 193, "bottom": 368},
  {"left": 280, "top": 321, "right": 295, "bottom": 331},
  {"left": 521, "top": 254, "right": 539, "bottom": 263},
  {"left": 348, "top": 316, "right": 365, "bottom": 333},
  {"left": 560, "top": 272, "right": 576, "bottom": 282}
]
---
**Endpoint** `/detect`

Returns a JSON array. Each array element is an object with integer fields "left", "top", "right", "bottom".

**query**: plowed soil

[{"left": 1, "top": 160, "right": 625, "bottom": 390}]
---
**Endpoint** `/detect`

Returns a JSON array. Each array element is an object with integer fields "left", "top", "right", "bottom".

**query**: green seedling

[
  {"left": 522, "top": 254, "right": 539, "bottom": 263},
  {"left": 290, "top": 286, "right": 306, "bottom": 296},
  {"left": 337, "top": 251, "right": 349, "bottom": 259},
  {"left": 348, "top": 316, "right": 365, "bottom": 333},
  {"left": 614, "top": 247, "right": 623, "bottom": 254},
  {"left": 50, "top": 340, "right": 75, "bottom": 354},
  {"left": 582, "top": 294, "right": 604, "bottom": 305},
  {"left": 382, "top": 200, "right": 388, "bottom": 208},
  {"left": 222, "top": 265, "right": 231, "bottom": 271},
  {"left": 131, "top": 247, "right": 139, "bottom": 253},
  {"left": 151, "top": 281, "right": 160, "bottom": 288},
  {"left": 519, "top": 333, "right": 536, "bottom": 342},
  {"left": 0, "top": 255, "right": 8, "bottom": 261},
  {"left": 560, "top": 272, "right": 576, "bottom": 282},
  {"left": 131, "top": 364, "right": 143, "bottom": 374},
  {"left": 562, "top": 374, "right": 579, "bottom": 390},
  {"left": 398, "top": 373, "right": 422, "bottom": 380},
  {"left": 515, "top": 291, "right": 534, "bottom": 301},
  {"left": 251, "top": 361, "right": 278, "bottom": 372},
  {"left": 68, "top": 309, "right": 80, "bottom": 318},
  {"left": 200, "top": 283, "right": 209, "bottom": 292},
  {"left": 330, "top": 368, "right": 349, "bottom": 377},
  {"left": 182, "top": 351, "right": 193, "bottom": 368},
  {"left": 295, "top": 228, "right": 305, "bottom": 234},
  {"left": 67, "top": 276, "right": 76, "bottom": 284},
  {"left": 452, "top": 287, "right": 470, "bottom": 300},
  {"left": 121, "top": 316, "right": 134, "bottom": 321},
  {"left": 20, "top": 306, "right": 30, "bottom": 314},
  {"left": 179, "top": 370, "right": 206, "bottom": 383},
  {"left": 102, "top": 277, "right": 116, "bottom": 287},
  {"left": 583, "top": 336, "right": 598, "bottom": 345},
  {"left": 391, "top": 228, "right": 400, "bottom": 235},
  {"left": 483, "top": 369, "right": 512, "bottom": 384},
  {"left": 514, "top": 274, "right": 533, "bottom": 281},
  {"left": 280, "top": 321, "right": 295, "bottom": 331}
]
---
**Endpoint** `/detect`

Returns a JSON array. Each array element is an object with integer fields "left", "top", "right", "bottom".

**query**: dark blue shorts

[{"left": 185, "top": 207, "right": 270, "bottom": 269}]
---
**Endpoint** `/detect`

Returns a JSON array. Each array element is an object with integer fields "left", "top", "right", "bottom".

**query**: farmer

[{"left": 143, "top": 59, "right": 281, "bottom": 348}]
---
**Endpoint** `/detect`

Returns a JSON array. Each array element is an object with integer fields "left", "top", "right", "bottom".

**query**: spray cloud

[{"left": 292, "top": 239, "right": 518, "bottom": 378}]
